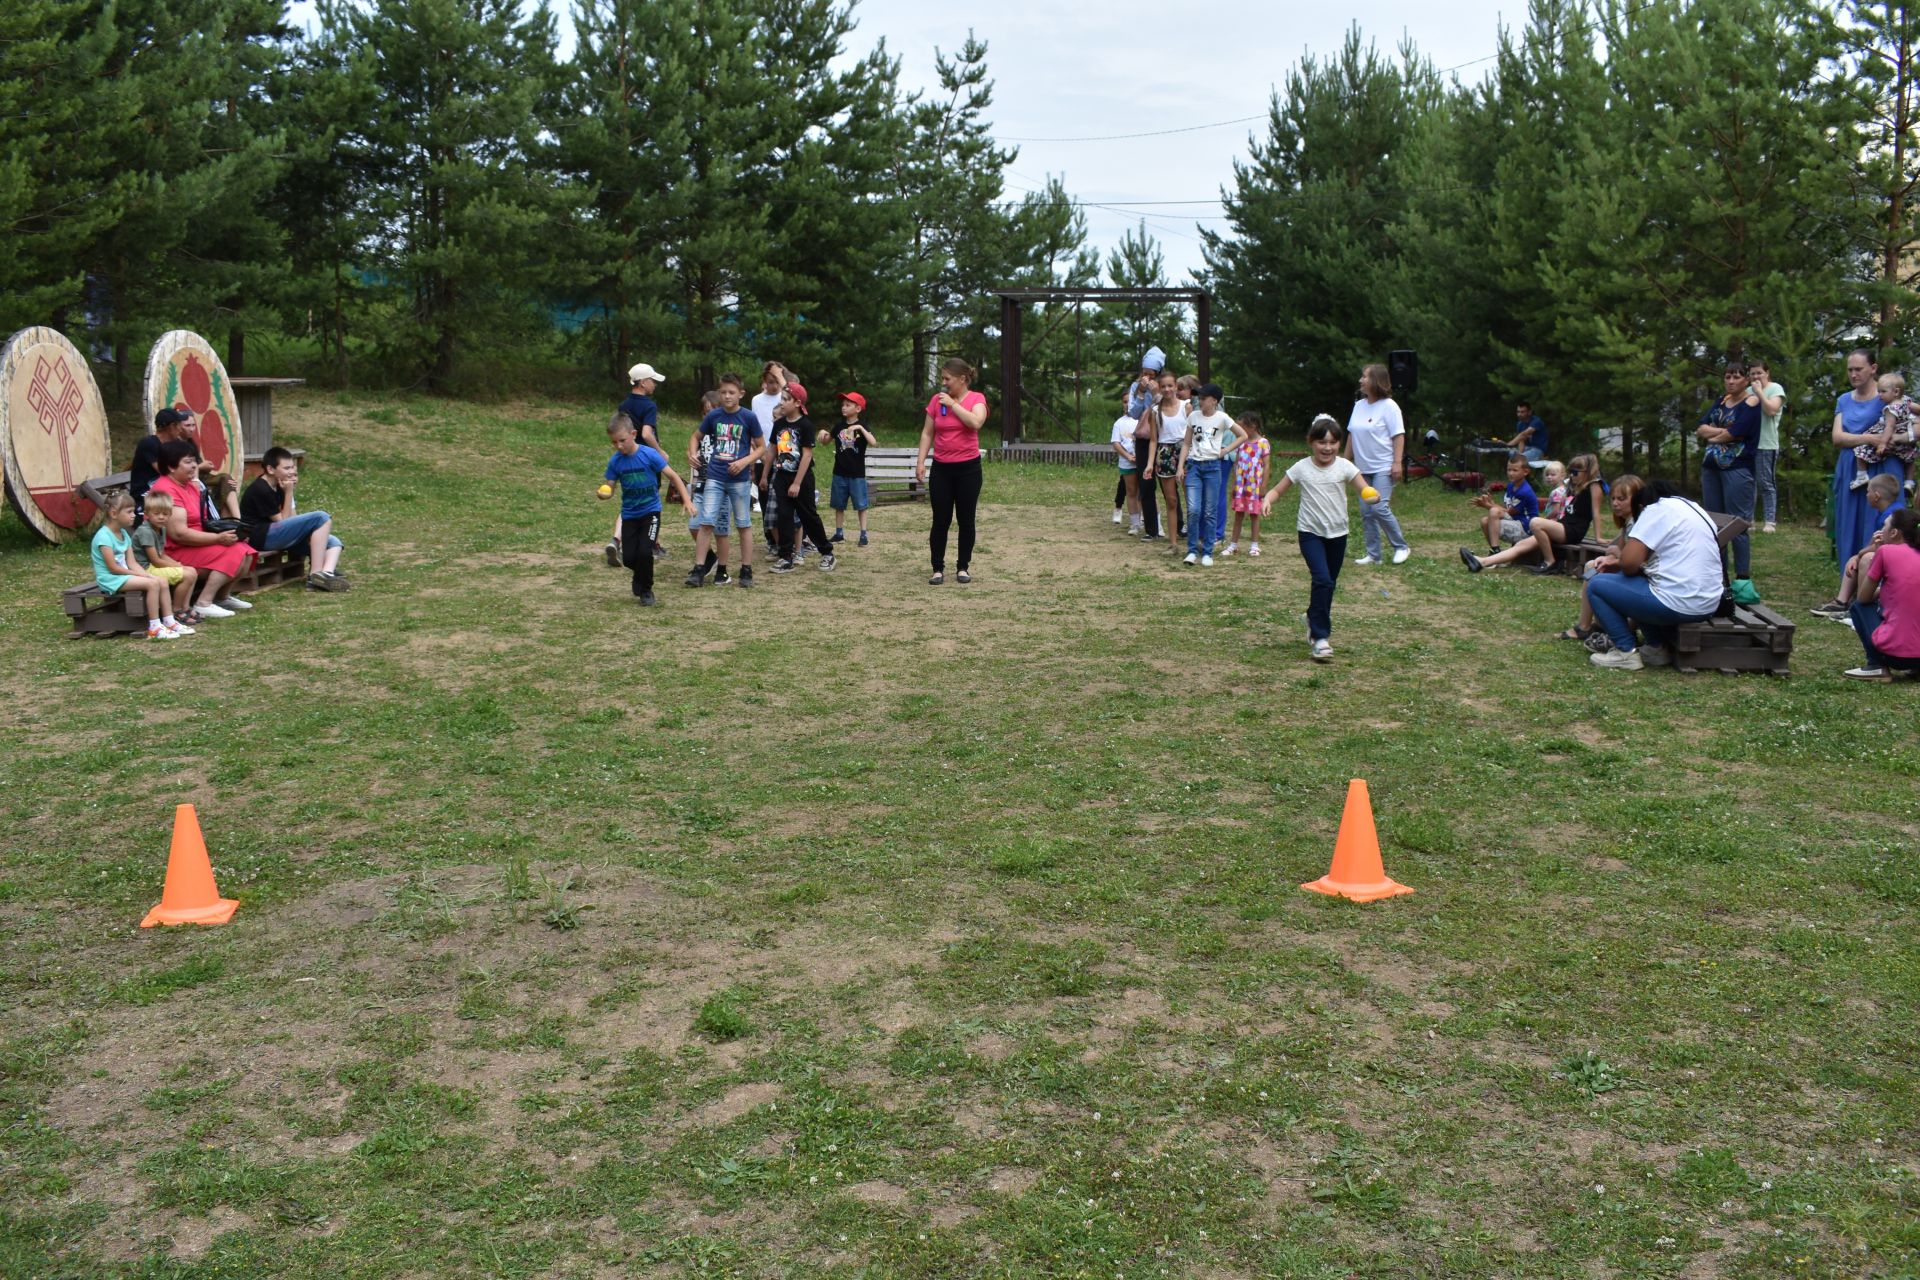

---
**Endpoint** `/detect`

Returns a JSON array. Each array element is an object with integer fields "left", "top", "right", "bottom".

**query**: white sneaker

[
  {"left": 1590, "top": 647, "right": 1644, "bottom": 670},
  {"left": 1183, "top": 552, "right": 1197, "bottom": 565},
  {"left": 1223, "top": 542, "right": 1237, "bottom": 556},
  {"left": 1112, "top": 509, "right": 1124, "bottom": 524},
  {"left": 214, "top": 596, "right": 252, "bottom": 610},
  {"left": 1844, "top": 666, "right": 1888, "bottom": 680},
  {"left": 149, "top": 625, "right": 181, "bottom": 641},
  {"left": 1354, "top": 555, "right": 1380, "bottom": 566},
  {"left": 1640, "top": 644, "right": 1672, "bottom": 667},
  {"left": 195, "top": 601, "right": 235, "bottom": 619},
  {"left": 1249, "top": 542, "right": 1261, "bottom": 557},
  {"left": 1762, "top": 522, "right": 1776, "bottom": 533},
  {"left": 166, "top": 621, "right": 196, "bottom": 637},
  {"left": 1200, "top": 554, "right": 1214, "bottom": 567},
  {"left": 1310, "top": 639, "right": 1334, "bottom": 662},
  {"left": 1391, "top": 547, "right": 1412, "bottom": 565}
]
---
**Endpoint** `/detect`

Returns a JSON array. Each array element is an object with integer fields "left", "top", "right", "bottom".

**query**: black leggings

[
  {"left": 775, "top": 471, "right": 832, "bottom": 561},
  {"left": 1134, "top": 467, "right": 1158, "bottom": 537},
  {"left": 929, "top": 457, "right": 982, "bottom": 572},
  {"left": 620, "top": 513, "right": 660, "bottom": 595}
]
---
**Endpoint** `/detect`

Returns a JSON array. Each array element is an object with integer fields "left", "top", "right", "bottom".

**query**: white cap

[{"left": 627, "top": 362, "right": 665, "bottom": 383}]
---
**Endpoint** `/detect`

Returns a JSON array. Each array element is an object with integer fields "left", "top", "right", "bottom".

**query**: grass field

[{"left": 1, "top": 391, "right": 1915, "bottom": 1279}]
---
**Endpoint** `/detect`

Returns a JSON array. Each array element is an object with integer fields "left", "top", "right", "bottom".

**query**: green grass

[{"left": 0, "top": 390, "right": 1915, "bottom": 1278}]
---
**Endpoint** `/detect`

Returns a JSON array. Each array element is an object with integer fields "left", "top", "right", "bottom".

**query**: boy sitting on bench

[{"left": 240, "top": 446, "right": 350, "bottom": 592}]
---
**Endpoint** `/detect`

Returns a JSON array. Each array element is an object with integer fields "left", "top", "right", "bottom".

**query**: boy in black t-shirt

[
  {"left": 768, "top": 383, "right": 836, "bottom": 573},
  {"left": 130, "top": 408, "right": 194, "bottom": 519},
  {"left": 821, "top": 391, "right": 877, "bottom": 545},
  {"left": 240, "top": 446, "right": 350, "bottom": 591}
]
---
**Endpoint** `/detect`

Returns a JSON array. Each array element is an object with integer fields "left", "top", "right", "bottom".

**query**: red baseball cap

[
  {"left": 838, "top": 391, "right": 866, "bottom": 410},
  {"left": 784, "top": 381, "right": 808, "bottom": 406}
]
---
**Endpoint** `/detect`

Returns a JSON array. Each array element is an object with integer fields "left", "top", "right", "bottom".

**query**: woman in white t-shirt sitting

[{"left": 1584, "top": 479, "right": 1726, "bottom": 670}]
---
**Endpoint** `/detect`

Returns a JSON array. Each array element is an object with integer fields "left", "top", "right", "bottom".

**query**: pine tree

[
  {"left": 893, "top": 35, "right": 1020, "bottom": 391},
  {"left": 316, "top": 0, "right": 587, "bottom": 391},
  {"left": 1202, "top": 28, "right": 1442, "bottom": 425},
  {"left": 0, "top": 0, "right": 131, "bottom": 339},
  {"left": 1541, "top": 0, "right": 1855, "bottom": 467},
  {"left": 1841, "top": 0, "right": 1920, "bottom": 368}
]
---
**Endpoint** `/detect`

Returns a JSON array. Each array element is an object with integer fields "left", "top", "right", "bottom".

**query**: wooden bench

[
  {"left": 60, "top": 581, "right": 150, "bottom": 638},
  {"left": 865, "top": 447, "right": 926, "bottom": 503},
  {"left": 56, "top": 545, "right": 310, "bottom": 638},
  {"left": 1673, "top": 603, "right": 1795, "bottom": 675}
]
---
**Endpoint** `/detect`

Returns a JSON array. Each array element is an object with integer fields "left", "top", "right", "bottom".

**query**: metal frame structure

[{"left": 994, "top": 287, "right": 1211, "bottom": 444}]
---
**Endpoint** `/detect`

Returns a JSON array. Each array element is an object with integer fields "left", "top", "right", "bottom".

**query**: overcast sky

[
  {"left": 288, "top": 0, "right": 1517, "bottom": 280},
  {"left": 848, "top": 0, "right": 1516, "bottom": 281}
]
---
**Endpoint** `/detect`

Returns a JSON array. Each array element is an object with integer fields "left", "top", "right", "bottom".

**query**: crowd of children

[
  {"left": 1105, "top": 358, "right": 1419, "bottom": 662},
  {"left": 597, "top": 362, "right": 876, "bottom": 604}
]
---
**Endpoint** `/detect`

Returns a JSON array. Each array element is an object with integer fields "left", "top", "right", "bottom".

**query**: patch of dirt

[
  {"left": 984, "top": 1166, "right": 1039, "bottom": 1195},
  {"left": 688, "top": 1082, "right": 779, "bottom": 1128},
  {"left": 844, "top": 1179, "right": 909, "bottom": 1207}
]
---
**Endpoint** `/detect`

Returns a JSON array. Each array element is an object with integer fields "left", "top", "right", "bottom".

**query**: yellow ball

[
  {"left": 597, "top": 484, "right": 613, "bottom": 497},
  {"left": 1361, "top": 486, "right": 1379, "bottom": 501}
]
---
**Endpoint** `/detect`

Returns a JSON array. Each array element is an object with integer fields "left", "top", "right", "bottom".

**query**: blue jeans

[
  {"left": 1700, "top": 465, "right": 1754, "bottom": 577},
  {"left": 1358, "top": 470, "right": 1408, "bottom": 559},
  {"left": 1754, "top": 449, "right": 1778, "bottom": 524},
  {"left": 1586, "top": 573, "right": 1713, "bottom": 652},
  {"left": 262, "top": 510, "right": 341, "bottom": 554},
  {"left": 1297, "top": 532, "right": 1347, "bottom": 639},
  {"left": 1213, "top": 457, "right": 1232, "bottom": 543},
  {"left": 1849, "top": 601, "right": 1920, "bottom": 671},
  {"left": 1521, "top": 446, "right": 1545, "bottom": 462},
  {"left": 695, "top": 475, "right": 753, "bottom": 532},
  {"left": 1185, "top": 461, "right": 1224, "bottom": 556}
]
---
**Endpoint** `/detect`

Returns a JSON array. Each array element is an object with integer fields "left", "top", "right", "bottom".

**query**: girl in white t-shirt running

[{"left": 1263, "top": 415, "right": 1372, "bottom": 662}]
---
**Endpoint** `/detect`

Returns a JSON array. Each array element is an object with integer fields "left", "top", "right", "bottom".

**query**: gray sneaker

[{"left": 818, "top": 553, "right": 836, "bottom": 572}]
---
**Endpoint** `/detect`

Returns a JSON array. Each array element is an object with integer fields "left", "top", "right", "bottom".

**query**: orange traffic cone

[
  {"left": 1301, "top": 779, "right": 1414, "bottom": 903},
  {"left": 140, "top": 804, "right": 240, "bottom": 927}
]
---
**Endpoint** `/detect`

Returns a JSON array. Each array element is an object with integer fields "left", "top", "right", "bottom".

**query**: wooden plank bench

[
  {"left": 1673, "top": 602, "right": 1795, "bottom": 675},
  {"left": 56, "top": 546, "right": 309, "bottom": 638},
  {"left": 60, "top": 581, "right": 150, "bottom": 638},
  {"left": 865, "top": 447, "right": 925, "bottom": 503}
]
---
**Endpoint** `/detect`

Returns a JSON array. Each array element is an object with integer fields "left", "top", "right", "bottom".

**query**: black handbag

[{"left": 203, "top": 517, "right": 245, "bottom": 535}]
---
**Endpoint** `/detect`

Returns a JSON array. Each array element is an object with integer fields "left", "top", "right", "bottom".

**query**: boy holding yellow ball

[{"left": 599, "top": 412, "right": 692, "bottom": 606}]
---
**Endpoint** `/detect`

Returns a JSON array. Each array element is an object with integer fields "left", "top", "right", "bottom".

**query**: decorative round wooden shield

[
  {"left": 143, "top": 331, "right": 246, "bottom": 486},
  {"left": 0, "top": 327, "right": 112, "bottom": 544}
]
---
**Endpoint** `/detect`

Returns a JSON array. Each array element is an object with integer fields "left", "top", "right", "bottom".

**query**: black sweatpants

[
  {"left": 621, "top": 513, "right": 660, "bottom": 595},
  {"left": 774, "top": 470, "right": 832, "bottom": 561},
  {"left": 1134, "top": 468, "right": 1158, "bottom": 538},
  {"left": 929, "top": 457, "right": 983, "bottom": 573}
]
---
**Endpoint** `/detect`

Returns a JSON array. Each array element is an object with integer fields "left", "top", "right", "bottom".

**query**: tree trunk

[{"left": 228, "top": 324, "right": 245, "bottom": 376}]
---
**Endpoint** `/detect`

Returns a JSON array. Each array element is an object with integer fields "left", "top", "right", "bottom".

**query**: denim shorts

[
  {"left": 695, "top": 475, "right": 754, "bottom": 532},
  {"left": 830, "top": 475, "right": 870, "bottom": 511}
]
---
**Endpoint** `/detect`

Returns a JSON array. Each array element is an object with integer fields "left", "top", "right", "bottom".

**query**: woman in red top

[
  {"left": 914, "top": 358, "right": 989, "bottom": 584},
  {"left": 147, "top": 438, "right": 253, "bottom": 617}
]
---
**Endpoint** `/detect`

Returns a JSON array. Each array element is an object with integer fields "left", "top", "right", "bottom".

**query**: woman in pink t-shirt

[
  {"left": 1846, "top": 507, "right": 1920, "bottom": 679},
  {"left": 914, "top": 357, "right": 989, "bottom": 584},
  {"left": 148, "top": 438, "right": 254, "bottom": 616}
]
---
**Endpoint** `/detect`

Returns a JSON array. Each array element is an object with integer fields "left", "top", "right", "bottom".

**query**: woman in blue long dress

[{"left": 1833, "top": 348, "right": 1903, "bottom": 565}]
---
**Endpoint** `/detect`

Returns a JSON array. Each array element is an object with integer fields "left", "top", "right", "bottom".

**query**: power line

[{"left": 1001, "top": 114, "right": 1268, "bottom": 144}]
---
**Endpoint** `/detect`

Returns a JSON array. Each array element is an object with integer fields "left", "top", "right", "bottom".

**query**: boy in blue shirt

[
  {"left": 1472, "top": 454, "right": 1539, "bottom": 554},
  {"left": 598, "top": 412, "right": 691, "bottom": 606},
  {"left": 687, "top": 372, "right": 766, "bottom": 588},
  {"left": 607, "top": 362, "right": 667, "bottom": 566}
]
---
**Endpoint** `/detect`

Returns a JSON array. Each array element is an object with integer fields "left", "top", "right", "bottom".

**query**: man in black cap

[{"left": 130, "top": 408, "right": 195, "bottom": 518}]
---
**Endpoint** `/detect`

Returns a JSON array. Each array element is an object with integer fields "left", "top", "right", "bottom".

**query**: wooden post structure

[
  {"left": 995, "top": 286, "right": 1210, "bottom": 445},
  {"left": 1000, "top": 294, "right": 1022, "bottom": 444}
]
